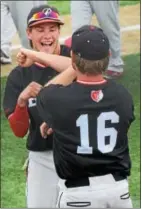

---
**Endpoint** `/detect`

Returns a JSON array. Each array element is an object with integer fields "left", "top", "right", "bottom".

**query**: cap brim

[{"left": 28, "top": 19, "right": 64, "bottom": 27}]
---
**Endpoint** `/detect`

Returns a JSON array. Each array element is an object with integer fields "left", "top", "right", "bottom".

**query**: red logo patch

[{"left": 91, "top": 90, "right": 103, "bottom": 102}]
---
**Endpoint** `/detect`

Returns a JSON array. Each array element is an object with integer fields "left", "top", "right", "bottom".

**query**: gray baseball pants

[
  {"left": 71, "top": 1, "right": 124, "bottom": 71},
  {"left": 26, "top": 150, "right": 59, "bottom": 208}
]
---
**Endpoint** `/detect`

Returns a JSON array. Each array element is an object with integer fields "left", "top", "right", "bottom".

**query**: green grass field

[
  {"left": 1, "top": 53, "right": 140, "bottom": 208},
  {"left": 48, "top": 0, "right": 140, "bottom": 15}
]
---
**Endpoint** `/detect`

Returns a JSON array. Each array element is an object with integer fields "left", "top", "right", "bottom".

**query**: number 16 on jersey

[{"left": 76, "top": 111, "right": 119, "bottom": 154}]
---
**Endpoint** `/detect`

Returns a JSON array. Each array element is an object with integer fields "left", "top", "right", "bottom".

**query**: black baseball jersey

[
  {"left": 37, "top": 79, "right": 135, "bottom": 179},
  {"left": 3, "top": 45, "right": 71, "bottom": 151}
]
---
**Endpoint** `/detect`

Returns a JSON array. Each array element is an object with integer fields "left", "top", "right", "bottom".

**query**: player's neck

[
  {"left": 53, "top": 42, "right": 60, "bottom": 55},
  {"left": 77, "top": 73, "right": 105, "bottom": 83}
]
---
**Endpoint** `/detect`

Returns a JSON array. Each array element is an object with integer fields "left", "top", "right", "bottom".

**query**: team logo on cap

[
  {"left": 42, "top": 8, "right": 52, "bottom": 16},
  {"left": 91, "top": 90, "right": 103, "bottom": 102}
]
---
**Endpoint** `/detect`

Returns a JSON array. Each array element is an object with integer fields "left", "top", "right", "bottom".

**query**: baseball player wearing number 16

[{"left": 37, "top": 25, "right": 135, "bottom": 208}]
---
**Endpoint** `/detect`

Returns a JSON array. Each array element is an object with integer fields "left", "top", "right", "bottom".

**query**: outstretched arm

[{"left": 17, "top": 48, "right": 71, "bottom": 73}]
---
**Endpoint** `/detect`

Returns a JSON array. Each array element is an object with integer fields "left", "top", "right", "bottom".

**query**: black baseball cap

[
  {"left": 72, "top": 25, "right": 110, "bottom": 60},
  {"left": 27, "top": 5, "right": 64, "bottom": 27}
]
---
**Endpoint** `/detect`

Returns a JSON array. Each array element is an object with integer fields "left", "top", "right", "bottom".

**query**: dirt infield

[{"left": 1, "top": 4, "right": 140, "bottom": 77}]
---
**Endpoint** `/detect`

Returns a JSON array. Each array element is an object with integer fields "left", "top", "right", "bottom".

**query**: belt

[{"left": 65, "top": 174, "right": 126, "bottom": 188}]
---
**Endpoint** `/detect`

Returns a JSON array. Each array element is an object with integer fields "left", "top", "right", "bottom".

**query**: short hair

[{"left": 73, "top": 53, "right": 109, "bottom": 75}]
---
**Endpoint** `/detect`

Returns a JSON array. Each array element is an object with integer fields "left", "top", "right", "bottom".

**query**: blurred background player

[
  {"left": 1, "top": 1, "right": 47, "bottom": 64},
  {"left": 65, "top": 0, "right": 124, "bottom": 79}
]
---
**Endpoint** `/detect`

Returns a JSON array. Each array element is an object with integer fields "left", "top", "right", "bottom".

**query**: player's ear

[
  {"left": 71, "top": 51, "right": 78, "bottom": 71},
  {"left": 26, "top": 28, "right": 32, "bottom": 41}
]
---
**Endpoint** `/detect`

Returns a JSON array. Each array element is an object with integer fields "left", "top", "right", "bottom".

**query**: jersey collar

[{"left": 77, "top": 79, "right": 107, "bottom": 85}]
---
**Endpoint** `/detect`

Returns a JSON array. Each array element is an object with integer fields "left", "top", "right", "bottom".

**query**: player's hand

[
  {"left": 17, "top": 48, "right": 37, "bottom": 67},
  {"left": 17, "top": 82, "right": 43, "bottom": 107},
  {"left": 40, "top": 122, "right": 53, "bottom": 138}
]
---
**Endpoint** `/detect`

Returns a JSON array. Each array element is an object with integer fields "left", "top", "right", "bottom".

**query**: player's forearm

[
  {"left": 45, "top": 65, "right": 76, "bottom": 87},
  {"left": 35, "top": 52, "right": 71, "bottom": 72}
]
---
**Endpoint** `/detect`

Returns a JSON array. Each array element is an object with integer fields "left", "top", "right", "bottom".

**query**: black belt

[{"left": 65, "top": 174, "right": 126, "bottom": 188}]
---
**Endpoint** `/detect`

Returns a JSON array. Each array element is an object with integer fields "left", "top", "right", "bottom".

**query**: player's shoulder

[
  {"left": 7, "top": 65, "right": 24, "bottom": 80},
  {"left": 109, "top": 80, "right": 131, "bottom": 94},
  {"left": 7, "top": 65, "right": 37, "bottom": 87},
  {"left": 8, "top": 64, "right": 39, "bottom": 79},
  {"left": 108, "top": 80, "right": 133, "bottom": 101},
  {"left": 60, "top": 44, "right": 71, "bottom": 57},
  {"left": 40, "top": 83, "right": 75, "bottom": 101},
  {"left": 8, "top": 64, "right": 28, "bottom": 75}
]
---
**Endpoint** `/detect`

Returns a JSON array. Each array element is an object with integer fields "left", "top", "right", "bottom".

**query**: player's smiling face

[{"left": 27, "top": 22, "right": 60, "bottom": 54}]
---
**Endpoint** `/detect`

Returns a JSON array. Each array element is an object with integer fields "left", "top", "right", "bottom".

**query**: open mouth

[{"left": 41, "top": 42, "right": 53, "bottom": 47}]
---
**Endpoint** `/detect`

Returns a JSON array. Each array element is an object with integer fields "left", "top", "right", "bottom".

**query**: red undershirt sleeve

[{"left": 8, "top": 104, "right": 29, "bottom": 138}]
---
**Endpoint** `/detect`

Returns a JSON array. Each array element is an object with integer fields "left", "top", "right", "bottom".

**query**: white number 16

[{"left": 77, "top": 112, "right": 119, "bottom": 154}]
